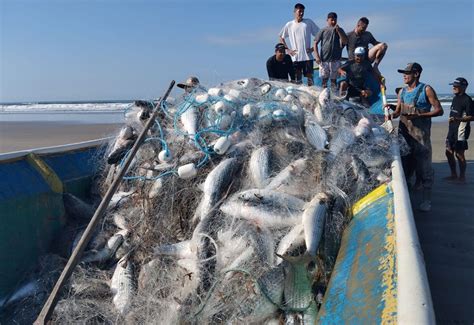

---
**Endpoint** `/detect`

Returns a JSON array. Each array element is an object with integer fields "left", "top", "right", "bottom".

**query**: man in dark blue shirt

[
  {"left": 445, "top": 77, "right": 473, "bottom": 183},
  {"left": 266, "top": 43, "right": 295, "bottom": 82}
]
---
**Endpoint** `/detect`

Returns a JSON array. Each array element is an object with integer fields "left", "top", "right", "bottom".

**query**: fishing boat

[{"left": 0, "top": 80, "right": 434, "bottom": 323}]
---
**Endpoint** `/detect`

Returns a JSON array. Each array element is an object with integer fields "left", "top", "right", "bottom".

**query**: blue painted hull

[{"left": 0, "top": 142, "right": 105, "bottom": 298}]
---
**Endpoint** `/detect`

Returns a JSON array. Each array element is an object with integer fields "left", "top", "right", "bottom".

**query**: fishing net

[{"left": 2, "top": 78, "right": 398, "bottom": 324}]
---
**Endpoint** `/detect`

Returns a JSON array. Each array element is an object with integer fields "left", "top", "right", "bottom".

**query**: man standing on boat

[
  {"left": 390, "top": 63, "right": 444, "bottom": 212},
  {"left": 346, "top": 17, "right": 388, "bottom": 74},
  {"left": 267, "top": 43, "right": 296, "bottom": 82},
  {"left": 279, "top": 3, "right": 319, "bottom": 86},
  {"left": 445, "top": 77, "right": 473, "bottom": 183},
  {"left": 314, "top": 12, "right": 348, "bottom": 90}
]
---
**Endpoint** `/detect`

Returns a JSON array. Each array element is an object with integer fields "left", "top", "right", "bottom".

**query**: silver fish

[
  {"left": 304, "top": 117, "right": 328, "bottom": 150},
  {"left": 265, "top": 158, "right": 307, "bottom": 192},
  {"left": 110, "top": 255, "right": 135, "bottom": 315},
  {"left": 302, "top": 193, "right": 329, "bottom": 257},
  {"left": 220, "top": 200, "right": 301, "bottom": 229},
  {"left": 107, "top": 126, "right": 136, "bottom": 164},
  {"left": 193, "top": 157, "right": 240, "bottom": 224},
  {"left": 329, "top": 127, "right": 355, "bottom": 157},
  {"left": 281, "top": 255, "right": 314, "bottom": 312},
  {"left": 249, "top": 146, "right": 273, "bottom": 188},
  {"left": 81, "top": 232, "right": 125, "bottom": 264},
  {"left": 276, "top": 224, "right": 305, "bottom": 264},
  {"left": 237, "top": 221, "right": 275, "bottom": 266},
  {"left": 153, "top": 240, "right": 196, "bottom": 260},
  {"left": 238, "top": 189, "right": 306, "bottom": 212},
  {"left": 243, "top": 265, "right": 285, "bottom": 323},
  {"left": 350, "top": 155, "right": 370, "bottom": 183}
]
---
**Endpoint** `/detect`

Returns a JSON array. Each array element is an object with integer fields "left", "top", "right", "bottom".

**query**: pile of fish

[{"left": 49, "top": 78, "right": 396, "bottom": 324}]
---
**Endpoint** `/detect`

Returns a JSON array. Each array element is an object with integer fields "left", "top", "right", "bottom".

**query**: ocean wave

[{"left": 0, "top": 102, "right": 133, "bottom": 113}]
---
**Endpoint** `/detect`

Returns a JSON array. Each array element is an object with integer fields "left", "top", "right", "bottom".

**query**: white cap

[{"left": 354, "top": 47, "right": 366, "bottom": 55}]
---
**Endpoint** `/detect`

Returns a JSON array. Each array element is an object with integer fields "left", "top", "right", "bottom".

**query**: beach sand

[{"left": 0, "top": 122, "right": 123, "bottom": 153}]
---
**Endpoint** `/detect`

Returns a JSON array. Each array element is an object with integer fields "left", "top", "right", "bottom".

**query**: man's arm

[
  {"left": 266, "top": 57, "right": 276, "bottom": 80},
  {"left": 412, "top": 85, "right": 443, "bottom": 119},
  {"left": 391, "top": 92, "right": 403, "bottom": 119},
  {"left": 313, "top": 31, "right": 322, "bottom": 64},
  {"left": 368, "top": 31, "right": 380, "bottom": 46},
  {"left": 336, "top": 26, "right": 348, "bottom": 46},
  {"left": 286, "top": 55, "right": 296, "bottom": 82}
]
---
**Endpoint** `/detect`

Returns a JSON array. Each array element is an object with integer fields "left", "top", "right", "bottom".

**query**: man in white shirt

[{"left": 279, "top": 3, "right": 320, "bottom": 86}]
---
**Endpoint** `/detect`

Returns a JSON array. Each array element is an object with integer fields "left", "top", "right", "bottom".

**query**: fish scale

[
  {"left": 302, "top": 193, "right": 328, "bottom": 257},
  {"left": 304, "top": 115, "right": 328, "bottom": 150},
  {"left": 194, "top": 157, "right": 240, "bottom": 224},
  {"left": 249, "top": 146, "right": 273, "bottom": 188}
]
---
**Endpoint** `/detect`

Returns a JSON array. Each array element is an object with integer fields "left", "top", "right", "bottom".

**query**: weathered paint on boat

[
  {"left": 318, "top": 183, "right": 397, "bottom": 323},
  {"left": 0, "top": 139, "right": 107, "bottom": 299}
]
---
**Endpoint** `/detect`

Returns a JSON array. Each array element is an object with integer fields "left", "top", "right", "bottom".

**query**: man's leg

[
  {"left": 368, "top": 43, "right": 388, "bottom": 68},
  {"left": 329, "top": 61, "right": 340, "bottom": 92},
  {"left": 294, "top": 61, "right": 303, "bottom": 84},
  {"left": 455, "top": 149, "right": 467, "bottom": 182},
  {"left": 445, "top": 148, "right": 457, "bottom": 179},
  {"left": 444, "top": 138, "right": 458, "bottom": 179},
  {"left": 418, "top": 145, "right": 434, "bottom": 212},
  {"left": 304, "top": 60, "right": 314, "bottom": 86}
]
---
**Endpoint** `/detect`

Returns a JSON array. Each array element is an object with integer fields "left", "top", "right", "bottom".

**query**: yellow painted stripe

[
  {"left": 26, "top": 153, "right": 63, "bottom": 193},
  {"left": 379, "top": 188, "right": 397, "bottom": 323},
  {"left": 352, "top": 183, "right": 389, "bottom": 215}
]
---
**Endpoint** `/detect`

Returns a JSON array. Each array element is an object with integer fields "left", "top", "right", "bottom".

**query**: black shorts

[
  {"left": 293, "top": 60, "right": 314, "bottom": 75},
  {"left": 446, "top": 136, "right": 468, "bottom": 151},
  {"left": 346, "top": 84, "right": 361, "bottom": 98}
]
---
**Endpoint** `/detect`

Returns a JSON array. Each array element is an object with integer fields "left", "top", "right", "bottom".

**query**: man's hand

[
  {"left": 315, "top": 57, "right": 321, "bottom": 64},
  {"left": 338, "top": 69, "right": 346, "bottom": 77},
  {"left": 288, "top": 49, "right": 297, "bottom": 56},
  {"left": 360, "top": 89, "right": 372, "bottom": 98},
  {"left": 403, "top": 111, "right": 421, "bottom": 120}
]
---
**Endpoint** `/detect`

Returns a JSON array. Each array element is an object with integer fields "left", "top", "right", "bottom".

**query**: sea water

[{"left": 0, "top": 95, "right": 468, "bottom": 124}]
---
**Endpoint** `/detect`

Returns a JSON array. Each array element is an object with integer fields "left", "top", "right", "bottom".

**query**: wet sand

[
  {"left": 0, "top": 121, "right": 123, "bottom": 153},
  {"left": 409, "top": 123, "right": 474, "bottom": 322}
]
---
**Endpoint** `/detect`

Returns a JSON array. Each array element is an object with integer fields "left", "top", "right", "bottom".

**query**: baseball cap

[
  {"left": 449, "top": 77, "right": 468, "bottom": 87},
  {"left": 354, "top": 47, "right": 366, "bottom": 56},
  {"left": 397, "top": 62, "right": 423, "bottom": 74},
  {"left": 275, "top": 43, "right": 286, "bottom": 51},
  {"left": 327, "top": 12, "right": 337, "bottom": 19},
  {"left": 177, "top": 76, "right": 200, "bottom": 89}
]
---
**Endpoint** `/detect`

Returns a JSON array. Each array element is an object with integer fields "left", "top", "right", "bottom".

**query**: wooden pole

[{"left": 34, "top": 80, "right": 175, "bottom": 324}]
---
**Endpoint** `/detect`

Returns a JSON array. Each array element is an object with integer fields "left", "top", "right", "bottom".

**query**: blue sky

[{"left": 0, "top": 0, "right": 473, "bottom": 102}]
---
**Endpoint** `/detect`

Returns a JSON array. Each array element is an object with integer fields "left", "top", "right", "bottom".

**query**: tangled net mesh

[{"left": 1, "top": 78, "right": 398, "bottom": 324}]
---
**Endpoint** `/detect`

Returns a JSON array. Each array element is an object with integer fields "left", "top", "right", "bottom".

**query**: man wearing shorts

[
  {"left": 279, "top": 3, "right": 319, "bottom": 86},
  {"left": 338, "top": 47, "right": 382, "bottom": 107},
  {"left": 445, "top": 77, "right": 473, "bottom": 183},
  {"left": 346, "top": 17, "right": 388, "bottom": 74},
  {"left": 314, "top": 12, "right": 348, "bottom": 90}
]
